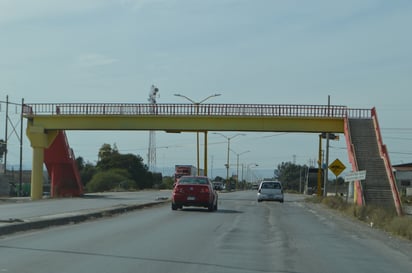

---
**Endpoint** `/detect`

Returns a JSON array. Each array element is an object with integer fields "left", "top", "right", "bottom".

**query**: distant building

[
  {"left": 0, "top": 170, "right": 49, "bottom": 197},
  {"left": 392, "top": 163, "right": 412, "bottom": 196}
]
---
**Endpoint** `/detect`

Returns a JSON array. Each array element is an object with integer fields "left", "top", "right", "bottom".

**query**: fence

[{"left": 22, "top": 103, "right": 372, "bottom": 119}]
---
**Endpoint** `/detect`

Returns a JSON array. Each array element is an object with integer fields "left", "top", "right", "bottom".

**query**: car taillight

[
  {"left": 174, "top": 186, "right": 185, "bottom": 194},
  {"left": 200, "top": 186, "right": 210, "bottom": 193}
]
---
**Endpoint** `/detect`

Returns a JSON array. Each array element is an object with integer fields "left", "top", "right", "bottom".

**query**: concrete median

[{"left": 0, "top": 192, "right": 171, "bottom": 236}]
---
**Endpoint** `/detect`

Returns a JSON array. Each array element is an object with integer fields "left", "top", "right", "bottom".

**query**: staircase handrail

[
  {"left": 343, "top": 115, "right": 365, "bottom": 205},
  {"left": 371, "top": 108, "right": 403, "bottom": 216},
  {"left": 62, "top": 132, "right": 83, "bottom": 194}
]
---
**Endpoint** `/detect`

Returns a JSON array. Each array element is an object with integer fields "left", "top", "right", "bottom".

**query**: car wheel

[
  {"left": 280, "top": 199, "right": 284, "bottom": 203},
  {"left": 171, "top": 203, "right": 178, "bottom": 210},
  {"left": 208, "top": 203, "right": 214, "bottom": 212},
  {"left": 257, "top": 199, "right": 262, "bottom": 203},
  {"left": 213, "top": 201, "right": 218, "bottom": 211}
]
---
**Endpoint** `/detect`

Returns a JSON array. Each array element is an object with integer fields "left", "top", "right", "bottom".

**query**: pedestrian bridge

[
  {"left": 22, "top": 103, "right": 402, "bottom": 215},
  {"left": 22, "top": 103, "right": 371, "bottom": 199},
  {"left": 24, "top": 103, "right": 370, "bottom": 132}
]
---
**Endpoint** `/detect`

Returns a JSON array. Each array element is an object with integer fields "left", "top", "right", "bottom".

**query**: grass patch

[
  {"left": 387, "top": 217, "right": 412, "bottom": 240},
  {"left": 305, "top": 195, "right": 412, "bottom": 241},
  {"left": 305, "top": 195, "right": 323, "bottom": 204}
]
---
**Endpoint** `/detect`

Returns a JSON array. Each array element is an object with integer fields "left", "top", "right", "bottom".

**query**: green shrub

[{"left": 86, "top": 169, "right": 135, "bottom": 192}]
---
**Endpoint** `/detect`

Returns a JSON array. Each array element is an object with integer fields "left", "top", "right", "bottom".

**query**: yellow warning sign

[{"left": 329, "top": 158, "right": 346, "bottom": 176}]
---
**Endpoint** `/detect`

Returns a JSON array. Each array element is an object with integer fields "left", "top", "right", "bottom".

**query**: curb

[{"left": 0, "top": 200, "right": 170, "bottom": 236}]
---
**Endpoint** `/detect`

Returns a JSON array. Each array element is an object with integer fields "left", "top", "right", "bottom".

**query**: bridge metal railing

[{"left": 22, "top": 103, "right": 372, "bottom": 119}]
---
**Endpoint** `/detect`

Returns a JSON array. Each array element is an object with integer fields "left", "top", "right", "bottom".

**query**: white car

[{"left": 257, "top": 181, "right": 284, "bottom": 203}]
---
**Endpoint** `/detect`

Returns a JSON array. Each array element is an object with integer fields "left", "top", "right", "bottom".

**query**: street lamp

[
  {"left": 174, "top": 93, "right": 221, "bottom": 176},
  {"left": 231, "top": 149, "right": 250, "bottom": 189},
  {"left": 213, "top": 133, "right": 246, "bottom": 190},
  {"left": 247, "top": 163, "right": 259, "bottom": 185},
  {"left": 174, "top": 93, "right": 221, "bottom": 105}
]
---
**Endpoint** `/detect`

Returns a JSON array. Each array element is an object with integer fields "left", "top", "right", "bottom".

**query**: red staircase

[
  {"left": 344, "top": 108, "right": 403, "bottom": 215},
  {"left": 44, "top": 130, "right": 83, "bottom": 197}
]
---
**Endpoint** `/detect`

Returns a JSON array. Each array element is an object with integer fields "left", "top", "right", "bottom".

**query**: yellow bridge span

[{"left": 23, "top": 103, "right": 371, "bottom": 200}]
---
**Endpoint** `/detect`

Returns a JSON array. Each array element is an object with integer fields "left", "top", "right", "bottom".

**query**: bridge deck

[{"left": 23, "top": 103, "right": 371, "bottom": 133}]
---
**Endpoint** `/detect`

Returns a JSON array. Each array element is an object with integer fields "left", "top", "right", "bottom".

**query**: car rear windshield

[
  {"left": 261, "top": 182, "right": 281, "bottom": 189},
  {"left": 179, "top": 177, "right": 209, "bottom": 184}
]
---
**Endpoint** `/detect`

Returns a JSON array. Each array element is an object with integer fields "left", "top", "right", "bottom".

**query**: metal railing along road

[{"left": 22, "top": 103, "right": 372, "bottom": 119}]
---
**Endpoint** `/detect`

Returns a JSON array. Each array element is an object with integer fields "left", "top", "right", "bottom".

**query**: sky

[{"left": 1, "top": 0, "right": 412, "bottom": 179}]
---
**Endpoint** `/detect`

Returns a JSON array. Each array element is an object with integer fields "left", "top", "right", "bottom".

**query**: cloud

[{"left": 76, "top": 53, "right": 118, "bottom": 67}]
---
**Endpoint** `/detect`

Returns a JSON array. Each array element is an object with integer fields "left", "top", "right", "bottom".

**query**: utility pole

[
  {"left": 323, "top": 95, "right": 331, "bottom": 197},
  {"left": 147, "top": 85, "right": 159, "bottom": 172},
  {"left": 317, "top": 133, "right": 322, "bottom": 196},
  {"left": 1, "top": 96, "right": 25, "bottom": 196},
  {"left": 213, "top": 133, "right": 245, "bottom": 190},
  {"left": 4, "top": 95, "right": 8, "bottom": 174}
]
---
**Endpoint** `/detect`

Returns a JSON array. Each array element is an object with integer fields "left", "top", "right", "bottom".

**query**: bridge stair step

[{"left": 348, "top": 118, "right": 395, "bottom": 207}]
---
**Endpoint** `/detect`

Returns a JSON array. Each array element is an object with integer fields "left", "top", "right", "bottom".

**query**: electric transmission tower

[{"left": 147, "top": 85, "right": 159, "bottom": 172}]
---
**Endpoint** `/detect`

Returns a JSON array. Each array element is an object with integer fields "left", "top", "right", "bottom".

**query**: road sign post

[
  {"left": 329, "top": 159, "right": 346, "bottom": 197},
  {"left": 329, "top": 158, "right": 346, "bottom": 177},
  {"left": 344, "top": 170, "right": 366, "bottom": 203}
]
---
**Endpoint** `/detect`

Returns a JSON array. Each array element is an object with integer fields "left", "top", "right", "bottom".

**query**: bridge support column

[
  {"left": 31, "top": 147, "right": 44, "bottom": 200},
  {"left": 26, "top": 125, "right": 58, "bottom": 200}
]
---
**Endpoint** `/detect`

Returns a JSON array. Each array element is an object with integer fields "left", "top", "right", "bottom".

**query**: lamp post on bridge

[{"left": 174, "top": 93, "right": 221, "bottom": 176}]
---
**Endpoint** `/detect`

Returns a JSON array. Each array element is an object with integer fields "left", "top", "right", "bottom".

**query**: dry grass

[{"left": 306, "top": 195, "right": 412, "bottom": 241}]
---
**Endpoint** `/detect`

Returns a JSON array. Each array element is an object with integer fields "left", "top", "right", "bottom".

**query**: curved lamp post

[{"left": 174, "top": 93, "right": 221, "bottom": 176}]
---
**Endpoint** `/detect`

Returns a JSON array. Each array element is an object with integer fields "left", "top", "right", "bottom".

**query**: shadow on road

[{"left": 178, "top": 208, "right": 243, "bottom": 214}]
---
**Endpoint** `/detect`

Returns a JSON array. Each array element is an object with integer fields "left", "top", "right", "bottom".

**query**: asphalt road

[{"left": 0, "top": 191, "right": 411, "bottom": 273}]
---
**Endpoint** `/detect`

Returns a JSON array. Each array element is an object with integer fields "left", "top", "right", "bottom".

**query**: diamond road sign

[{"left": 328, "top": 158, "right": 346, "bottom": 176}]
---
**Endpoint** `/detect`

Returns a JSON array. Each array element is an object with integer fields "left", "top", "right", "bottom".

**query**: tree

[
  {"left": 0, "top": 139, "right": 6, "bottom": 161},
  {"left": 159, "top": 176, "right": 174, "bottom": 189},
  {"left": 97, "top": 152, "right": 148, "bottom": 187},
  {"left": 274, "top": 162, "right": 307, "bottom": 192},
  {"left": 98, "top": 143, "right": 118, "bottom": 161},
  {"left": 76, "top": 156, "right": 85, "bottom": 171},
  {"left": 95, "top": 143, "right": 152, "bottom": 189},
  {"left": 213, "top": 176, "right": 224, "bottom": 182},
  {"left": 76, "top": 156, "right": 98, "bottom": 186},
  {"left": 78, "top": 143, "right": 157, "bottom": 191}
]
